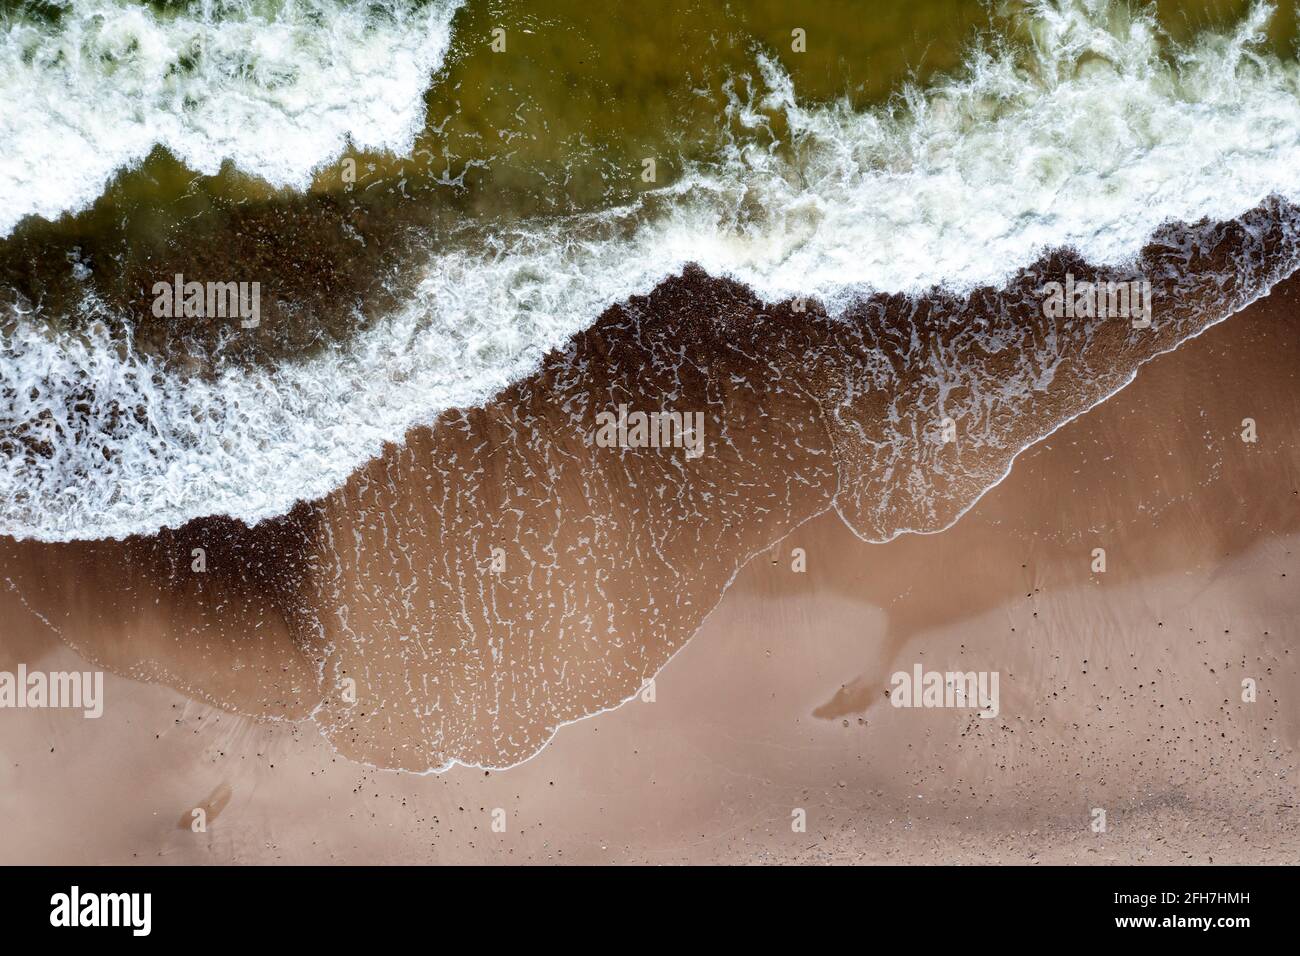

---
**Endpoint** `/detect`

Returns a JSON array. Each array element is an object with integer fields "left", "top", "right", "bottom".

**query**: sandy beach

[{"left": 1, "top": 268, "right": 1295, "bottom": 864}]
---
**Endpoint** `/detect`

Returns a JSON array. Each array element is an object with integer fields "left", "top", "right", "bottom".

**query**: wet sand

[
  {"left": 5, "top": 202, "right": 1300, "bottom": 777},
  {"left": 0, "top": 269, "right": 1296, "bottom": 864}
]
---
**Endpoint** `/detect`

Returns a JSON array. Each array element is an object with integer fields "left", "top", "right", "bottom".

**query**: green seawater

[{"left": 0, "top": 0, "right": 1293, "bottom": 361}]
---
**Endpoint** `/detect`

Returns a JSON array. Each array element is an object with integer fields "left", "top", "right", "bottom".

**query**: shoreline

[
  {"left": 5, "top": 201, "right": 1300, "bottom": 772},
  {"left": 0, "top": 264, "right": 1296, "bottom": 862}
]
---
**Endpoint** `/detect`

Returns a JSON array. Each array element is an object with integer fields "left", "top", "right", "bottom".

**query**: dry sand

[{"left": 0, "top": 272, "right": 1296, "bottom": 864}]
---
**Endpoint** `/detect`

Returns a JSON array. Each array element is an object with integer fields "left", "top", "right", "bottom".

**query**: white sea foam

[
  {"left": 6, "top": 0, "right": 1300, "bottom": 541},
  {"left": 0, "top": 0, "right": 462, "bottom": 236}
]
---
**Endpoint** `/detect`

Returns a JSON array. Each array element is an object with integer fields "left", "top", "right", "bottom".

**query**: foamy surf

[
  {"left": 6, "top": 0, "right": 1300, "bottom": 542},
  {"left": 0, "top": 0, "right": 463, "bottom": 236}
]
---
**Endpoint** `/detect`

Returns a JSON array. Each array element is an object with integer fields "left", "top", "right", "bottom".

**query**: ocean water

[{"left": 4, "top": 0, "right": 1300, "bottom": 541}]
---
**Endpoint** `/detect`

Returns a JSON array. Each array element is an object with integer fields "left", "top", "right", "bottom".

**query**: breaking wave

[
  {"left": 5, "top": 0, "right": 1300, "bottom": 541},
  {"left": 0, "top": 0, "right": 462, "bottom": 235}
]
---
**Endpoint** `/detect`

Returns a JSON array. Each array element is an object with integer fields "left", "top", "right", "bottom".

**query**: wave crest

[{"left": 0, "top": 0, "right": 462, "bottom": 235}]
